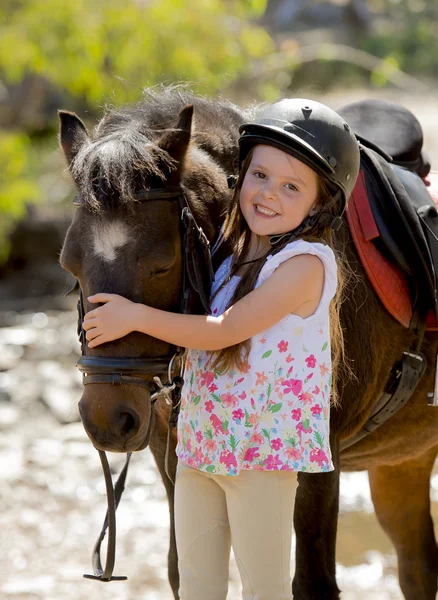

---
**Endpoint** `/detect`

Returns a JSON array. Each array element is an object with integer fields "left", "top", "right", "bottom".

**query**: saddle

[
  {"left": 337, "top": 100, "right": 438, "bottom": 450},
  {"left": 338, "top": 100, "right": 438, "bottom": 330}
]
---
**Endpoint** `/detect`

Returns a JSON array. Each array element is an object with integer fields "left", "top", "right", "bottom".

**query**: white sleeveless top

[{"left": 175, "top": 240, "right": 337, "bottom": 476}]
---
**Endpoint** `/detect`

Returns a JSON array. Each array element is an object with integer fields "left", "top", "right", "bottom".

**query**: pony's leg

[
  {"left": 369, "top": 447, "right": 438, "bottom": 600},
  {"left": 292, "top": 441, "right": 341, "bottom": 599},
  {"left": 149, "top": 426, "right": 179, "bottom": 600}
]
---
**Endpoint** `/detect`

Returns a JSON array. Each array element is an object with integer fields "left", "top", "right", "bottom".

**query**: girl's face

[{"left": 239, "top": 145, "right": 320, "bottom": 243}]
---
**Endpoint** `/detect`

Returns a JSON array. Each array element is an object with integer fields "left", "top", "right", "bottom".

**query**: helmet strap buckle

[{"left": 315, "top": 212, "right": 343, "bottom": 230}]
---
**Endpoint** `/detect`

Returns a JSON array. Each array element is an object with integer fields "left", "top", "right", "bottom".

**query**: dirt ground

[{"left": 1, "top": 86, "right": 438, "bottom": 600}]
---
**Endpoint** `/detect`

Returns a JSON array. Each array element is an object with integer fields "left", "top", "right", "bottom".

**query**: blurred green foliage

[
  {"left": 364, "top": 18, "right": 438, "bottom": 82},
  {"left": 0, "top": 132, "right": 40, "bottom": 262},
  {"left": 0, "top": 0, "right": 272, "bottom": 262},
  {"left": 1, "top": 0, "right": 438, "bottom": 265},
  {"left": 0, "top": 0, "right": 271, "bottom": 107}
]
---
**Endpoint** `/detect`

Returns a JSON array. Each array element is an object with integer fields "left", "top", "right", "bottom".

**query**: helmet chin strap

[{"left": 269, "top": 190, "right": 343, "bottom": 247}]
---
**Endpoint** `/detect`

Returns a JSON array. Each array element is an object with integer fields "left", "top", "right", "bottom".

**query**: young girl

[{"left": 82, "top": 98, "right": 360, "bottom": 600}]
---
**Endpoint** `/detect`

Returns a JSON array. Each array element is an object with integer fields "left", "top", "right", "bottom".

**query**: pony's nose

[
  {"left": 79, "top": 398, "right": 143, "bottom": 451},
  {"left": 116, "top": 407, "right": 141, "bottom": 439}
]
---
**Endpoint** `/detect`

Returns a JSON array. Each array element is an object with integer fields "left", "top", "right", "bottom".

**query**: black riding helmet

[{"left": 238, "top": 99, "right": 361, "bottom": 245}]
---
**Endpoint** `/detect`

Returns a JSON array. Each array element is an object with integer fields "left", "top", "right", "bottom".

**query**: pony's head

[{"left": 59, "top": 91, "right": 237, "bottom": 452}]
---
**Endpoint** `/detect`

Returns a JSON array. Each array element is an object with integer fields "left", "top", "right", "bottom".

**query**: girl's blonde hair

[{"left": 210, "top": 147, "right": 354, "bottom": 406}]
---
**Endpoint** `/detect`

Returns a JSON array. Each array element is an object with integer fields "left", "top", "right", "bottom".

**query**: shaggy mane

[{"left": 71, "top": 85, "right": 246, "bottom": 212}]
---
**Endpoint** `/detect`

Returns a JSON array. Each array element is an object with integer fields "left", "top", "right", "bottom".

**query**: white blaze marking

[{"left": 92, "top": 221, "right": 130, "bottom": 262}]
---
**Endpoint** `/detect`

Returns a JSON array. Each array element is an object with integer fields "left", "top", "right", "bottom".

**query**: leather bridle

[{"left": 69, "top": 185, "right": 214, "bottom": 581}]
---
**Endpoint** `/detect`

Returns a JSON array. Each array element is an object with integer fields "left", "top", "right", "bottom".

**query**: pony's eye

[
  {"left": 151, "top": 258, "right": 176, "bottom": 278},
  {"left": 153, "top": 267, "right": 172, "bottom": 277}
]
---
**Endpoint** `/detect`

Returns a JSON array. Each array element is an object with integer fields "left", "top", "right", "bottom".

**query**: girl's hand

[{"left": 83, "top": 293, "right": 139, "bottom": 348}]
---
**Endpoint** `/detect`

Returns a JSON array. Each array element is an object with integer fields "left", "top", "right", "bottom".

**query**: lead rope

[{"left": 83, "top": 451, "right": 131, "bottom": 581}]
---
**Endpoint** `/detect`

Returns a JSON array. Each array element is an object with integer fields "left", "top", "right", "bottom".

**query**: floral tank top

[{"left": 175, "top": 240, "right": 337, "bottom": 476}]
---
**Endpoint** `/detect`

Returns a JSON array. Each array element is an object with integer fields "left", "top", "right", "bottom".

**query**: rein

[{"left": 70, "top": 185, "right": 214, "bottom": 581}]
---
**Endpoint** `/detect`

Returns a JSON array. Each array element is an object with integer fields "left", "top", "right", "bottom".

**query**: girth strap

[{"left": 340, "top": 350, "right": 427, "bottom": 451}]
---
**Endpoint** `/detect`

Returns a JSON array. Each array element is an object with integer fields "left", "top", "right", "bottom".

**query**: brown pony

[{"left": 59, "top": 88, "right": 438, "bottom": 600}]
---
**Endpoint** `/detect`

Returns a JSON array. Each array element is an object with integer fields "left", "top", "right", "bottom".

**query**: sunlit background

[{"left": 1, "top": 1, "right": 437, "bottom": 598}]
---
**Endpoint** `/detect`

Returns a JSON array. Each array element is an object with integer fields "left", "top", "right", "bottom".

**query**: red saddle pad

[{"left": 345, "top": 170, "right": 438, "bottom": 330}]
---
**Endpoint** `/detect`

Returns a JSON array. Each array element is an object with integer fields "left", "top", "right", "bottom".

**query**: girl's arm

[{"left": 84, "top": 253, "right": 324, "bottom": 350}]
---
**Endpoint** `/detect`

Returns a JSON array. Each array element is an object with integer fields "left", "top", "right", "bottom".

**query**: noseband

[{"left": 70, "top": 185, "right": 214, "bottom": 581}]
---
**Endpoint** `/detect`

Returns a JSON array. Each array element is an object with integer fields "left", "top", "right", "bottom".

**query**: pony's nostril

[{"left": 119, "top": 410, "right": 140, "bottom": 438}]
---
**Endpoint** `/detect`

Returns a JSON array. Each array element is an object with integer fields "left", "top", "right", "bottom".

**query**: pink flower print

[
  {"left": 278, "top": 340, "right": 288, "bottom": 353},
  {"left": 271, "top": 438, "right": 283, "bottom": 451},
  {"left": 318, "top": 328, "right": 323, "bottom": 335},
  {"left": 185, "top": 356, "right": 193, "bottom": 370},
  {"left": 194, "top": 448, "right": 205, "bottom": 464},
  {"left": 250, "top": 397, "right": 256, "bottom": 409},
  {"left": 312, "top": 385, "right": 320, "bottom": 395},
  {"left": 286, "top": 354, "right": 294, "bottom": 363},
  {"left": 205, "top": 400, "right": 214, "bottom": 413},
  {"left": 184, "top": 423, "right": 192, "bottom": 435},
  {"left": 200, "top": 371, "right": 215, "bottom": 388},
  {"left": 204, "top": 456, "right": 212, "bottom": 466},
  {"left": 204, "top": 439, "right": 217, "bottom": 452},
  {"left": 210, "top": 414, "right": 228, "bottom": 435},
  {"left": 219, "top": 449, "right": 238, "bottom": 469},
  {"left": 243, "top": 447, "right": 260, "bottom": 462},
  {"left": 310, "top": 448, "right": 329, "bottom": 467},
  {"left": 250, "top": 432, "right": 263, "bottom": 446},
  {"left": 291, "top": 408, "right": 301, "bottom": 421},
  {"left": 248, "top": 413, "right": 259, "bottom": 426},
  {"left": 186, "top": 456, "right": 197, "bottom": 468},
  {"left": 238, "top": 391, "right": 247, "bottom": 400},
  {"left": 282, "top": 378, "right": 303, "bottom": 396},
  {"left": 263, "top": 454, "right": 283, "bottom": 470},
  {"left": 232, "top": 409, "right": 244, "bottom": 421},
  {"left": 258, "top": 336, "right": 267, "bottom": 344},
  {"left": 306, "top": 372, "right": 313, "bottom": 381},
  {"left": 186, "top": 439, "right": 192, "bottom": 452},
  {"left": 320, "top": 362, "right": 329, "bottom": 376},
  {"left": 221, "top": 392, "right": 238, "bottom": 408},
  {"left": 311, "top": 404, "right": 322, "bottom": 416},
  {"left": 236, "top": 377, "right": 244, "bottom": 385},
  {"left": 298, "top": 391, "right": 313, "bottom": 405},
  {"left": 255, "top": 371, "right": 268, "bottom": 386},
  {"left": 209, "top": 383, "right": 218, "bottom": 393},
  {"left": 305, "top": 354, "right": 317, "bottom": 368},
  {"left": 240, "top": 360, "right": 250, "bottom": 374},
  {"left": 196, "top": 431, "right": 203, "bottom": 443},
  {"left": 285, "top": 447, "right": 301, "bottom": 461},
  {"left": 296, "top": 422, "right": 312, "bottom": 437}
]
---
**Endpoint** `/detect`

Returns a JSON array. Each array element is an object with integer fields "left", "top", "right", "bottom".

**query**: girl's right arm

[{"left": 85, "top": 253, "right": 324, "bottom": 351}]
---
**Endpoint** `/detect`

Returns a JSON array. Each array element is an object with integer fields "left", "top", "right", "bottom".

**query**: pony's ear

[
  {"left": 158, "top": 104, "right": 193, "bottom": 169},
  {"left": 58, "top": 110, "right": 89, "bottom": 166}
]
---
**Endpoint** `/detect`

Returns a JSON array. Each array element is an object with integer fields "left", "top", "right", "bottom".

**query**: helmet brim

[{"left": 238, "top": 123, "right": 336, "bottom": 177}]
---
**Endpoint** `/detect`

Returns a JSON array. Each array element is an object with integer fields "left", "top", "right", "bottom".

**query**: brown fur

[{"left": 59, "top": 89, "right": 438, "bottom": 599}]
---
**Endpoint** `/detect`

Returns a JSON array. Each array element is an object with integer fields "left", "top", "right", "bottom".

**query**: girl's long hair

[{"left": 209, "top": 147, "right": 355, "bottom": 406}]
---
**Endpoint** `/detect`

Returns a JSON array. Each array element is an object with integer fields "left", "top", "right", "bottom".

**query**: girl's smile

[{"left": 254, "top": 204, "right": 279, "bottom": 217}]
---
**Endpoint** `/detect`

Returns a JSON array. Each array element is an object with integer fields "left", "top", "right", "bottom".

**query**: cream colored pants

[{"left": 174, "top": 460, "right": 298, "bottom": 600}]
